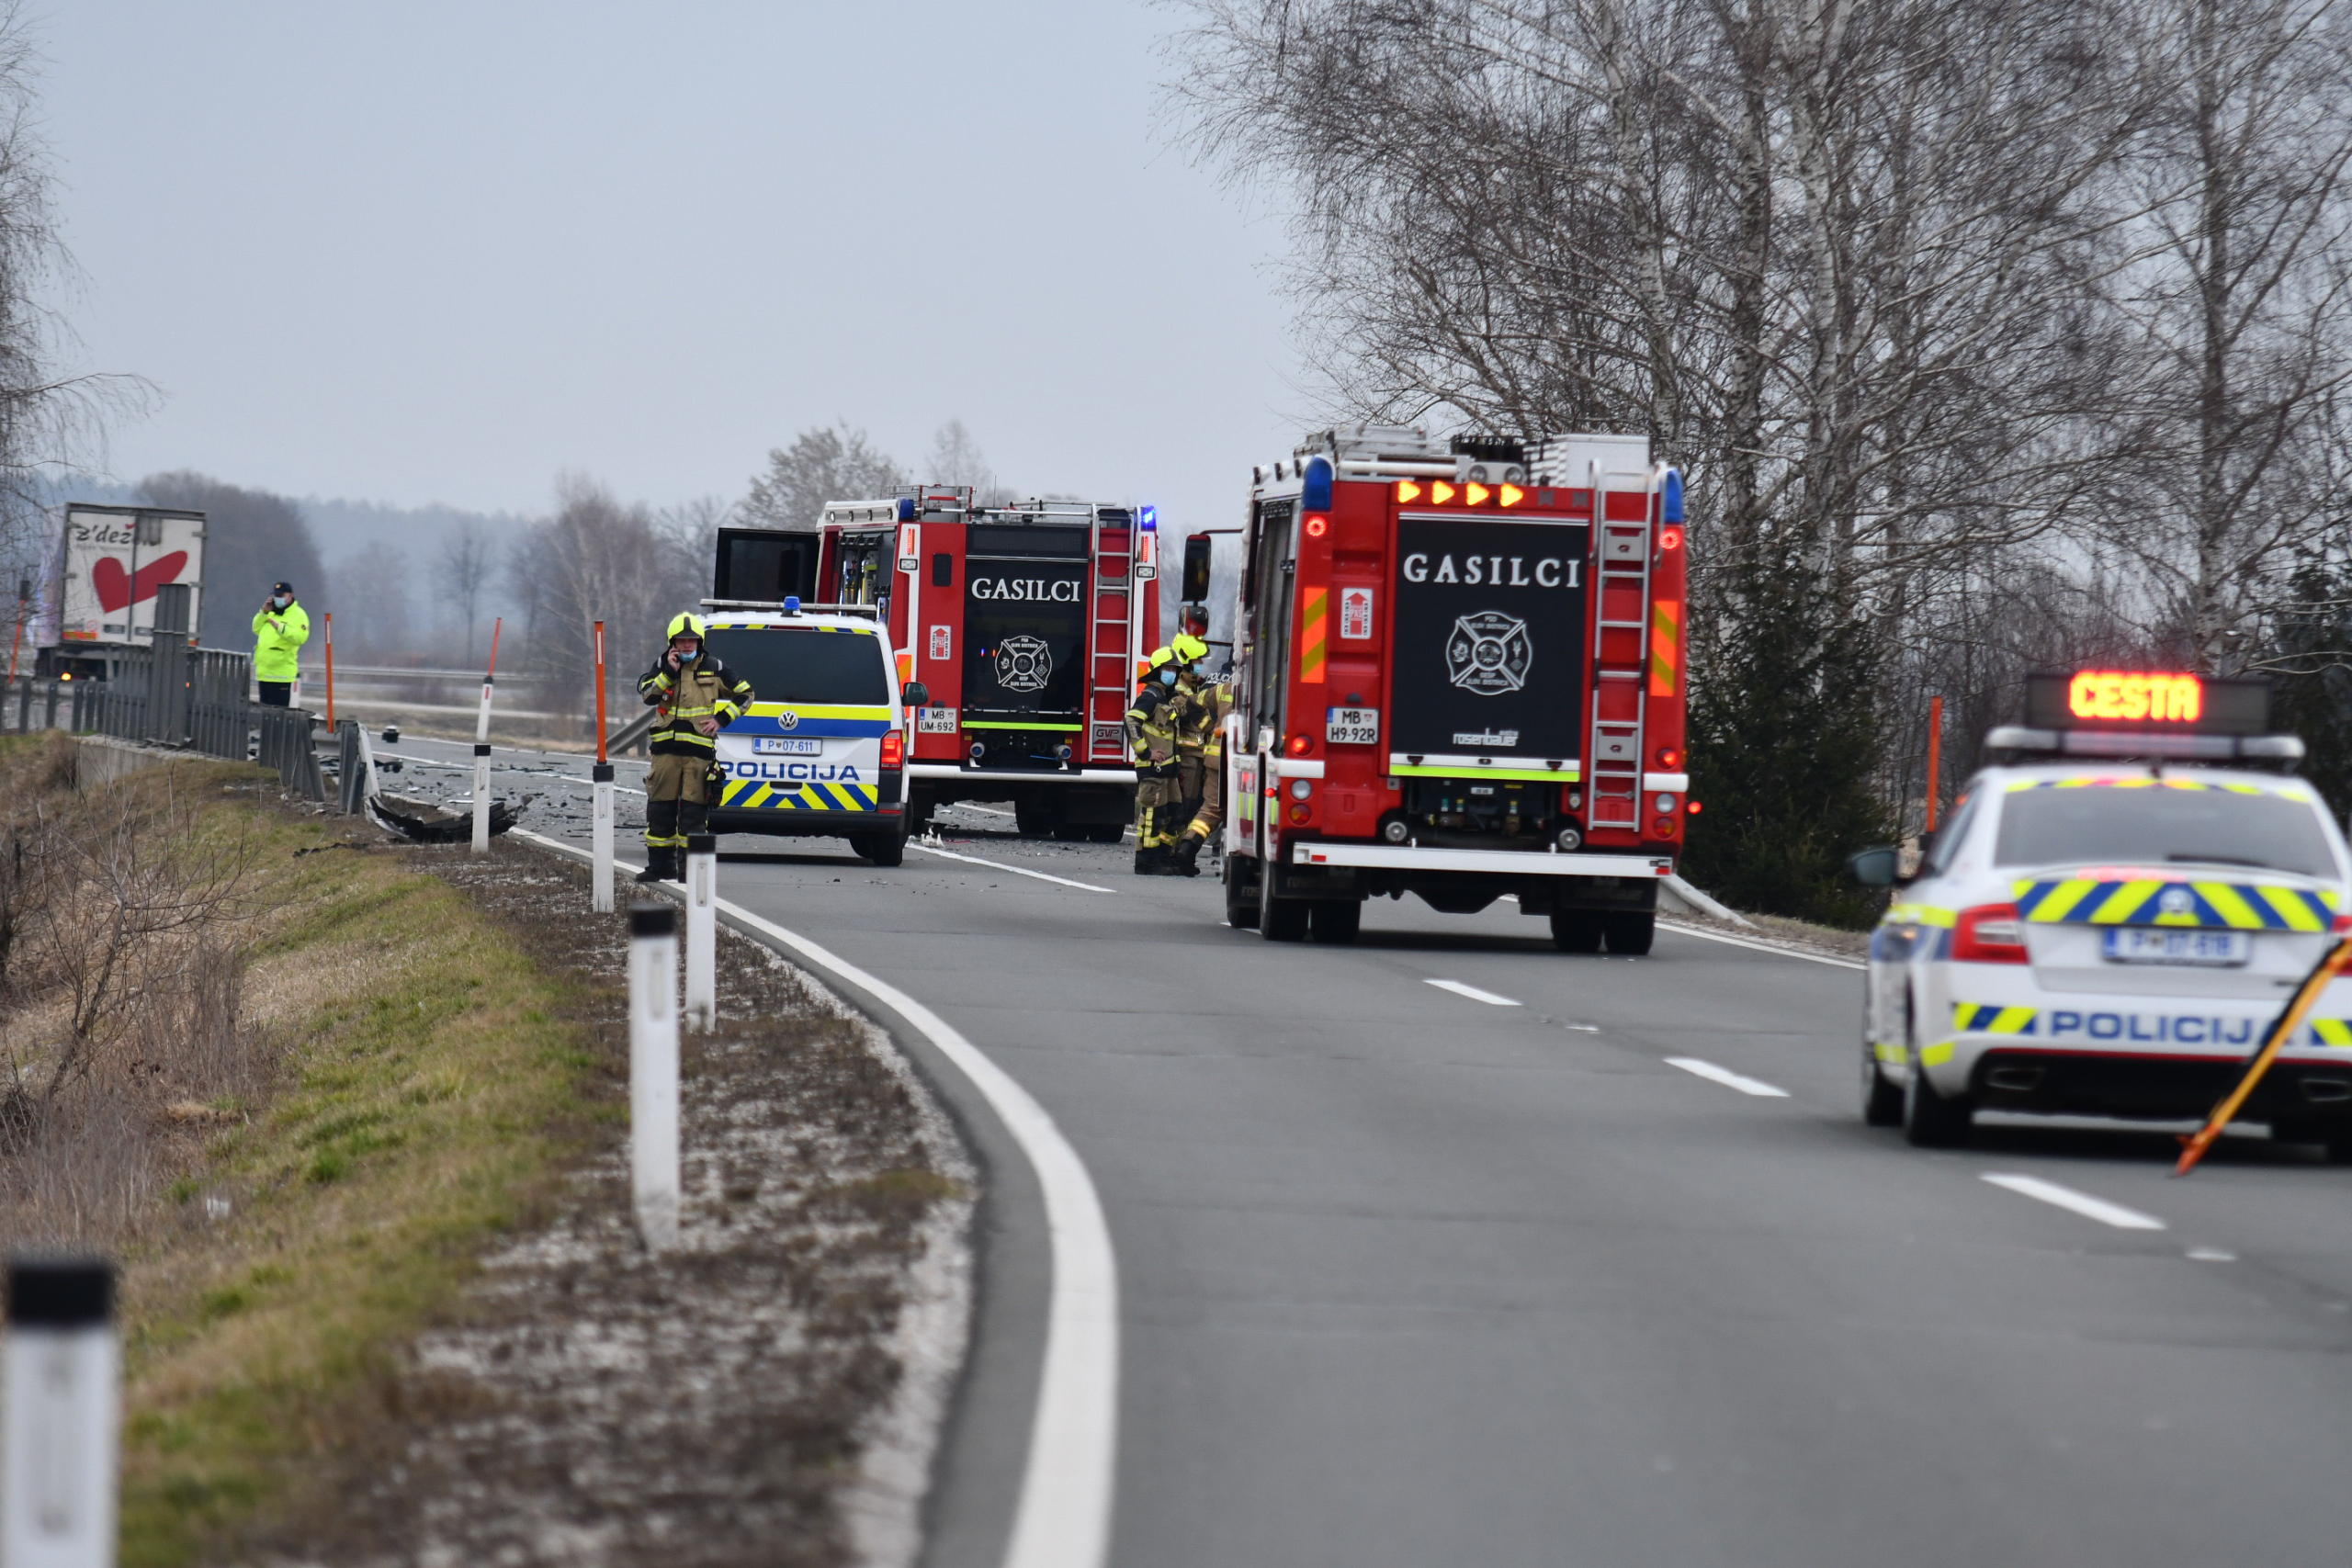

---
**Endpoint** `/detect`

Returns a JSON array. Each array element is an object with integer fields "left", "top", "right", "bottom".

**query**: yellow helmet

[
  {"left": 1171, "top": 633, "right": 1210, "bottom": 665},
  {"left": 1147, "top": 645, "right": 1178, "bottom": 670},
  {"left": 666, "top": 612, "right": 707, "bottom": 643}
]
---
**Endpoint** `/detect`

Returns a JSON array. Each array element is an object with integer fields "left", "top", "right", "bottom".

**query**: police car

[
  {"left": 1854, "top": 671, "right": 2352, "bottom": 1154},
  {"left": 698, "top": 604, "right": 921, "bottom": 865}
]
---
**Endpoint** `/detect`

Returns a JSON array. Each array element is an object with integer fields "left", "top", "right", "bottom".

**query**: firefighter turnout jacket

[{"left": 638, "top": 652, "right": 754, "bottom": 756}]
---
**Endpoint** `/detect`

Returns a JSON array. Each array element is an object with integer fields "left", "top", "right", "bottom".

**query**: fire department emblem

[
  {"left": 995, "top": 635, "right": 1053, "bottom": 694},
  {"left": 1445, "top": 612, "right": 1532, "bottom": 695}
]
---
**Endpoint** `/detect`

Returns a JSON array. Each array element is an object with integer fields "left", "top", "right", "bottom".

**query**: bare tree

[
  {"left": 434, "top": 521, "right": 495, "bottom": 664},
  {"left": 925, "top": 419, "right": 1018, "bottom": 504},
  {"left": 333, "top": 540, "right": 413, "bottom": 659},
  {"left": 738, "top": 423, "right": 902, "bottom": 532}
]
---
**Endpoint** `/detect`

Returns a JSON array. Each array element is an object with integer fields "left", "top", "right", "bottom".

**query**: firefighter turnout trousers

[
  {"left": 1127, "top": 683, "right": 1184, "bottom": 851},
  {"left": 644, "top": 753, "right": 718, "bottom": 850}
]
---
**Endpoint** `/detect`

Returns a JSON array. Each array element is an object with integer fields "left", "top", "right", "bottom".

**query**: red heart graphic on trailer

[{"left": 92, "top": 551, "right": 188, "bottom": 614}]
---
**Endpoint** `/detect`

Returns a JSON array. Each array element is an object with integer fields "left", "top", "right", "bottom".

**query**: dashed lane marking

[
  {"left": 1981, "top": 1173, "right": 2166, "bottom": 1231},
  {"left": 1426, "top": 978, "right": 1522, "bottom": 1007},
  {"left": 1664, "top": 1056, "right": 1791, "bottom": 1098},
  {"left": 908, "top": 842, "right": 1115, "bottom": 894},
  {"left": 511, "top": 829, "right": 1120, "bottom": 1568}
]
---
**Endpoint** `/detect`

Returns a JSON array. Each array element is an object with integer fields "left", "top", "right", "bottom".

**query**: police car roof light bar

[
  {"left": 698, "top": 598, "right": 881, "bottom": 620},
  {"left": 1984, "top": 725, "right": 2305, "bottom": 763}
]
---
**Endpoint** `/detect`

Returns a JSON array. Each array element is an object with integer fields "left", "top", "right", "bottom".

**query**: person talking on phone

[{"left": 251, "top": 581, "right": 310, "bottom": 706}]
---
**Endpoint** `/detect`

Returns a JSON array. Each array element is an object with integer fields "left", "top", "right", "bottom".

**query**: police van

[
  {"left": 696, "top": 603, "right": 922, "bottom": 866},
  {"left": 1853, "top": 671, "right": 2352, "bottom": 1154}
]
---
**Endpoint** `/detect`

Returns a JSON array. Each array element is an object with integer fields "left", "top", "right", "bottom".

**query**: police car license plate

[
  {"left": 2102, "top": 929, "right": 2251, "bottom": 966},
  {"left": 1326, "top": 706, "right": 1379, "bottom": 745},
  {"left": 917, "top": 707, "right": 956, "bottom": 735},
  {"left": 752, "top": 737, "right": 823, "bottom": 756}
]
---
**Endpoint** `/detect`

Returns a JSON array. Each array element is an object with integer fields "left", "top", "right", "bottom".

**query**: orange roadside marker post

[{"left": 2176, "top": 936, "right": 2352, "bottom": 1176}]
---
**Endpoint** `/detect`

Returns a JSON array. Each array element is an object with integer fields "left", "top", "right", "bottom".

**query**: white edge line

[
  {"left": 1657, "top": 918, "right": 1866, "bottom": 970},
  {"left": 1425, "top": 977, "right": 1523, "bottom": 1007},
  {"left": 1664, "top": 1055, "right": 1791, "bottom": 1098},
  {"left": 910, "top": 841, "right": 1116, "bottom": 894},
  {"left": 1980, "top": 1173, "right": 2166, "bottom": 1231},
  {"left": 511, "top": 829, "right": 1118, "bottom": 1568}
]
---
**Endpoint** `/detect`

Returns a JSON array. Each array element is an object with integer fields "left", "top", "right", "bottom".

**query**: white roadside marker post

[
  {"left": 470, "top": 617, "right": 503, "bottom": 855},
  {"left": 3, "top": 1257, "right": 118, "bottom": 1568},
  {"left": 628, "top": 903, "right": 681, "bottom": 1251},
  {"left": 684, "top": 833, "right": 717, "bottom": 1032},
  {"left": 591, "top": 763, "right": 616, "bottom": 913}
]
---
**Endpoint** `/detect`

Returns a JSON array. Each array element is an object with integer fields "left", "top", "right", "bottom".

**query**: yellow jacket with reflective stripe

[{"left": 638, "top": 654, "right": 753, "bottom": 757}]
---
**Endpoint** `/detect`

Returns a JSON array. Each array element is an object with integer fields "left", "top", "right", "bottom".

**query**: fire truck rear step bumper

[{"left": 1290, "top": 842, "right": 1672, "bottom": 877}]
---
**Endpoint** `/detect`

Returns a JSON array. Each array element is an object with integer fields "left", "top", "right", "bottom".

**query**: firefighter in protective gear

[
  {"left": 1169, "top": 650, "right": 1231, "bottom": 879},
  {"left": 1126, "top": 646, "right": 1185, "bottom": 874},
  {"left": 636, "top": 613, "right": 754, "bottom": 882},
  {"left": 1161, "top": 635, "right": 1216, "bottom": 877}
]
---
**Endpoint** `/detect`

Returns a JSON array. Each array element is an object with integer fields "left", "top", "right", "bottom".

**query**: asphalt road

[{"left": 380, "top": 734, "right": 2352, "bottom": 1568}]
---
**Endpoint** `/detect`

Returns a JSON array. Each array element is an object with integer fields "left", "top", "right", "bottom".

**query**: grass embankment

[{"left": 0, "top": 743, "right": 597, "bottom": 1564}]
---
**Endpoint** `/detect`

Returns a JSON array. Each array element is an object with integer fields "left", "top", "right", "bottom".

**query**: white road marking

[
  {"left": 513, "top": 829, "right": 1119, "bottom": 1568},
  {"left": 954, "top": 803, "right": 1015, "bottom": 817},
  {"left": 1664, "top": 1056, "right": 1791, "bottom": 1098},
  {"left": 1656, "top": 919, "right": 1865, "bottom": 970},
  {"left": 1426, "top": 978, "right": 1522, "bottom": 1007},
  {"left": 909, "top": 842, "right": 1115, "bottom": 894},
  {"left": 1980, "top": 1173, "right": 2166, "bottom": 1231},
  {"left": 2188, "top": 1247, "right": 2237, "bottom": 1262}
]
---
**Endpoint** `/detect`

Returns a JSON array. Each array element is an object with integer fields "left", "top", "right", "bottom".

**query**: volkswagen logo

[
  {"left": 2158, "top": 886, "right": 2192, "bottom": 916},
  {"left": 777, "top": 710, "right": 799, "bottom": 730}
]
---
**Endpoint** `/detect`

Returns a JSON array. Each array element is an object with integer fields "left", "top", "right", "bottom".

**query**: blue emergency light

[
  {"left": 896, "top": 497, "right": 915, "bottom": 521},
  {"left": 1302, "top": 457, "right": 1334, "bottom": 513},
  {"left": 1662, "top": 468, "right": 1684, "bottom": 524},
  {"left": 1139, "top": 506, "right": 1157, "bottom": 531},
  {"left": 784, "top": 595, "right": 801, "bottom": 614}
]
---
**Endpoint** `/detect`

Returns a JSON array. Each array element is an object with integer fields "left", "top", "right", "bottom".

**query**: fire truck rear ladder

[
  {"left": 1587, "top": 463, "right": 1658, "bottom": 831},
  {"left": 1089, "top": 512, "right": 1136, "bottom": 763}
]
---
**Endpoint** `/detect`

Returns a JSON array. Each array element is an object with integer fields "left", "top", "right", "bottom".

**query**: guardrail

[{"left": 47, "top": 642, "right": 327, "bottom": 801}]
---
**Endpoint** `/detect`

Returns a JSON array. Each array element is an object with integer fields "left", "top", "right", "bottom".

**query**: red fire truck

[
  {"left": 1222, "top": 426, "right": 1688, "bottom": 951},
  {"left": 813, "top": 485, "right": 1160, "bottom": 838}
]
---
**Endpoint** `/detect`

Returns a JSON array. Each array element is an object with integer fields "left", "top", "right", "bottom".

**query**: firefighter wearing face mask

[
  {"left": 1160, "top": 635, "right": 1219, "bottom": 877},
  {"left": 636, "top": 613, "right": 754, "bottom": 883},
  {"left": 1126, "top": 645, "right": 1186, "bottom": 875}
]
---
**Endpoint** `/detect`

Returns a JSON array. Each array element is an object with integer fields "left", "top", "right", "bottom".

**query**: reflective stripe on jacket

[{"left": 638, "top": 655, "right": 753, "bottom": 757}]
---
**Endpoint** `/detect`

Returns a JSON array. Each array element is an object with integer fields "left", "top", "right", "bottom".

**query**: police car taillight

[
  {"left": 881, "top": 730, "right": 904, "bottom": 770},
  {"left": 1952, "top": 903, "right": 2028, "bottom": 964}
]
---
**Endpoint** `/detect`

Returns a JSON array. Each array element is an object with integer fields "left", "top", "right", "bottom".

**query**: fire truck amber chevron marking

[
  {"left": 1298, "top": 587, "right": 1328, "bottom": 682},
  {"left": 2010, "top": 877, "right": 2335, "bottom": 931},
  {"left": 1649, "top": 599, "right": 1681, "bottom": 696}
]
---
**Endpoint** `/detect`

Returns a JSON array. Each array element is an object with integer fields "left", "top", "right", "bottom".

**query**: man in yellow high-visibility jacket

[{"left": 251, "top": 581, "right": 309, "bottom": 706}]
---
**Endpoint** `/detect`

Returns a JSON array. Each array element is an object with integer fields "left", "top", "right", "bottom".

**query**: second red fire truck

[{"left": 1221, "top": 426, "right": 1689, "bottom": 950}]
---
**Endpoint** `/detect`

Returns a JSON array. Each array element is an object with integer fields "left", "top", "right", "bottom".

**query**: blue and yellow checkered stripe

[
  {"left": 720, "top": 777, "right": 879, "bottom": 813},
  {"left": 2005, "top": 776, "right": 2317, "bottom": 801},
  {"left": 2010, "top": 878, "right": 2336, "bottom": 931}
]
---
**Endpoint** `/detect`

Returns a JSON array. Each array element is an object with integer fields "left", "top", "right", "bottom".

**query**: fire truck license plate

[
  {"left": 1326, "top": 706, "right": 1379, "bottom": 745},
  {"left": 753, "top": 737, "right": 823, "bottom": 756},
  {"left": 917, "top": 707, "right": 957, "bottom": 735},
  {"left": 2102, "top": 929, "right": 2250, "bottom": 966}
]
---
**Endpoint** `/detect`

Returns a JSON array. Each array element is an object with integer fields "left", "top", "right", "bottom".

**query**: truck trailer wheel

[
  {"left": 1602, "top": 911, "right": 1655, "bottom": 955},
  {"left": 1550, "top": 911, "right": 1602, "bottom": 953},
  {"left": 1259, "top": 866, "right": 1307, "bottom": 942},
  {"left": 1308, "top": 899, "right": 1361, "bottom": 944},
  {"left": 1225, "top": 856, "right": 1261, "bottom": 929}
]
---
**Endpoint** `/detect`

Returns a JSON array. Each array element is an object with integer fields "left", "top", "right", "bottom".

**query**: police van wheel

[
  {"left": 1550, "top": 911, "right": 1603, "bottom": 953},
  {"left": 1226, "top": 857, "right": 1261, "bottom": 929},
  {"left": 1602, "top": 912, "right": 1655, "bottom": 955},
  {"left": 854, "top": 829, "right": 907, "bottom": 868},
  {"left": 1308, "top": 899, "right": 1361, "bottom": 944},
  {"left": 1861, "top": 1042, "right": 1905, "bottom": 1127},
  {"left": 1903, "top": 1061, "right": 1973, "bottom": 1147}
]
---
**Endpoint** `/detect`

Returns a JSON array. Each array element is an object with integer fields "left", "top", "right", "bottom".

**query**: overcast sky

[{"left": 39, "top": 2, "right": 1305, "bottom": 535}]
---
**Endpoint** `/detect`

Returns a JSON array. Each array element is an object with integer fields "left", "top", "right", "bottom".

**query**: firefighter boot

[
  {"left": 637, "top": 846, "right": 677, "bottom": 884},
  {"left": 1133, "top": 845, "right": 1170, "bottom": 876},
  {"left": 1168, "top": 836, "right": 1204, "bottom": 877}
]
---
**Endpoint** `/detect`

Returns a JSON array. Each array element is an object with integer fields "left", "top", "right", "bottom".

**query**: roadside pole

[
  {"left": 322, "top": 613, "right": 335, "bottom": 731},
  {"left": 628, "top": 904, "right": 681, "bottom": 1249},
  {"left": 471, "top": 617, "right": 503, "bottom": 855},
  {"left": 3, "top": 1257, "right": 118, "bottom": 1568},
  {"left": 592, "top": 621, "right": 614, "bottom": 912},
  {"left": 684, "top": 833, "right": 716, "bottom": 1031}
]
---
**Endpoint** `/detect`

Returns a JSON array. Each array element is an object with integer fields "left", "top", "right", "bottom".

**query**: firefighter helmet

[
  {"left": 1171, "top": 633, "right": 1210, "bottom": 665},
  {"left": 666, "top": 612, "right": 707, "bottom": 644},
  {"left": 1148, "top": 645, "right": 1178, "bottom": 670}
]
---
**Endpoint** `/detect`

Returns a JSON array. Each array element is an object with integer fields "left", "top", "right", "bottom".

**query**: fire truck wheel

[
  {"left": 1307, "top": 900, "right": 1361, "bottom": 944},
  {"left": 1225, "top": 857, "right": 1261, "bottom": 928},
  {"left": 1550, "top": 911, "right": 1603, "bottom": 953},
  {"left": 1260, "top": 869, "right": 1308, "bottom": 942},
  {"left": 1013, "top": 796, "right": 1058, "bottom": 838},
  {"left": 1601, "top": 911, "right": 1655, "bottom": 955}
]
